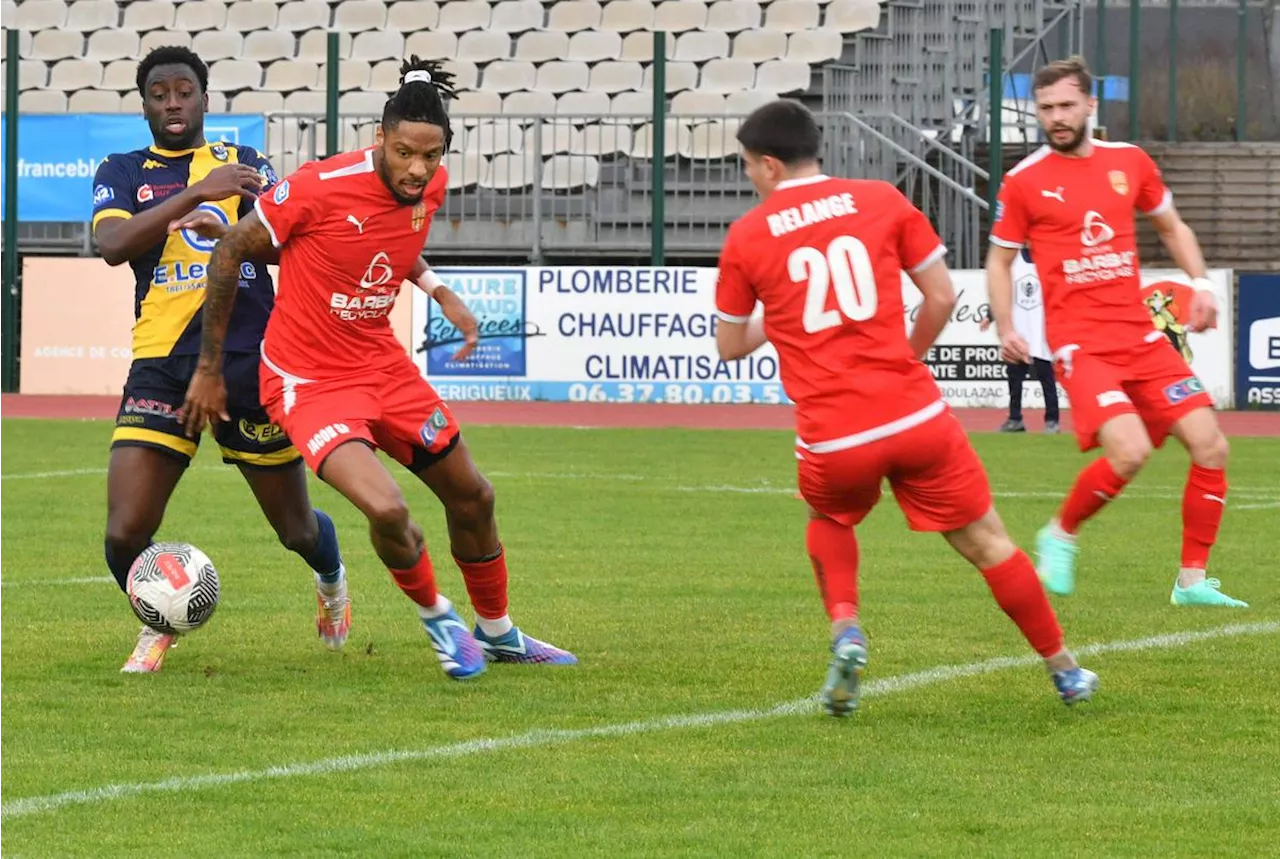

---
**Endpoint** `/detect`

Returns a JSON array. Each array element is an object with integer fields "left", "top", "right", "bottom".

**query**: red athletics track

[{"left": 4, "top": 393, "right": 1280, "bottom": 436}]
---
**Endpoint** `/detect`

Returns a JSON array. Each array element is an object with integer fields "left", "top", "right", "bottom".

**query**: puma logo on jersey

[
  {"left": 1041, "top": 186, "right": 1065, "bottom": 203},
  {"left": 346, "top": 214, "right": 369, "bottom": 234}
]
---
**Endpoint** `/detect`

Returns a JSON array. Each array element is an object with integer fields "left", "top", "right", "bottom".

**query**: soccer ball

[{"left": 126, "top": 542, "right": 221, "bottom": 635}]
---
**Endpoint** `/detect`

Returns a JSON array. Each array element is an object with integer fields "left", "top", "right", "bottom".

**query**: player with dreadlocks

[{"left": 185, "top": 57, "right": 578, "bottom": 679}]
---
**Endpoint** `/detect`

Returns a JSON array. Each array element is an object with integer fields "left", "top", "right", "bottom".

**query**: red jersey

[
  {"left": 990, "top": 140, "right": 1172, "bottom": 357},
  {"left": 715, "top": 175, "right": 947, "bottom": 449},
  {"left": 254, "top": 148, "right": 447, "bottom": 379}
]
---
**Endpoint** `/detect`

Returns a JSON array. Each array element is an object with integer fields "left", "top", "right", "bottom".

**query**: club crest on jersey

[
  {"left": 411, "top": 202, "right": 426, "bottom": 232},
  {"left": 1108, "top": 170, "right": 1129, "bottom": 195},
  {"left": 211, "top": 143, "right": 229, "bottom": 162}
]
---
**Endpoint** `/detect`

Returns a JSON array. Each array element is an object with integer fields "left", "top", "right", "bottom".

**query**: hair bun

[{"left": 403, "top": 70, "right": 433, "bottom": 85}]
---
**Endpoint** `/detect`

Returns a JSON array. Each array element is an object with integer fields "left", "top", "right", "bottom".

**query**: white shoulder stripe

[
  {"left": 1091, "top": 139, "right": 1140, "bottom": 150},
  {"left": 318, "top": 149, "right": 375, "bottom": 181},
  {"left": 1005, "top": 145, "right": 1053, "bottom": 177}
]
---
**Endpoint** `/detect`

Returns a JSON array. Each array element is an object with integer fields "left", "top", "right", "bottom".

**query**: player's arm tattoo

[{"left": 200, "top": 212, "right": 275, "bottom": 367}]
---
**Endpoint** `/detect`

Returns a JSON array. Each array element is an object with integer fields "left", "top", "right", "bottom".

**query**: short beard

[
  {"left": 1046, "top": 124, "right": 1088, "bottom": 153},
  {"left": 377, "top": 160, "right": 425, "bottom": 206}
]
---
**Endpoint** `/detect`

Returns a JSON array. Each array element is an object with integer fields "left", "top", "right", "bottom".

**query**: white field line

[
  {"left": 1234, "top": 501, "right": 1280, "bottom": 511},
  {"left": 3, "top": 466, "right": 1275, "bottom": 502},
  {"left": 0, "top": 577, "right": 114, "bottom": 589},
  {"left": 2, "top": 620, "right": 1275, "bottom": 822}
]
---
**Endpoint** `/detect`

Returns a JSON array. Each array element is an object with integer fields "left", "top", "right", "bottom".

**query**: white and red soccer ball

[{"left": 126, "top": 542, "right": 221, "bottom": 635}]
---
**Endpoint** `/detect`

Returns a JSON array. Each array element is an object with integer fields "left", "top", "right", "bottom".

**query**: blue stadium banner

[
  {"left": 1236, "top": 274, "right": 1280, "bottom": 410},
  {"left": 0, "top": 113, "right": 266, "bottom": 222}
]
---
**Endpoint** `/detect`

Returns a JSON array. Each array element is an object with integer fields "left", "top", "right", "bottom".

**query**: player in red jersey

[
  {"left": 183, "top": 58, "right": 577, "bottom": 679},
  {"left": 715, "top": 100, "right": 1097, "bottom": 716},
  {"left": 987, "top": 58, "right": 1246, "bottom": 608}
]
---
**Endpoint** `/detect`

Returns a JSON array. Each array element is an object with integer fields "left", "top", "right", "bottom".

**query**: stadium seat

[
  {"left": 481, "top": 60, "right": 536, "bottom": 93},
  {"left": 568, "top": 30, "right": 623, "bottom": 61},
  {"left": 725, "top": 88, "right": 778, "bottom": 113},
  {"left": 100, "top": 60, "right": 138, "bottom": 91},
  {"left": 174, "top": 1, "right": 229, "bottom": 31},
  {"left": 226, "top": 1, "right": 279, "bottom": 32},
  {"left": 490, "top": 0, "right": 544, "bottom": 33},
  {"left": 515, "top": 30, "right": 570, "bottom": 62},
  {"left": 706, "top": 0, "right": 759, "bottom": 32},
  {"left": 437, "top": 1, "right": 492, "bottom": 32},
  {"left": 482, "top": 152, "right": 538, "bottom": 190},
  {"left": 556, "top": 89, "right": 611, "bottom": 119},
  {"left": 600, "top": 0, "right": 654, "bottom": 32},
  {"left": 607, "top": 89, "right": 654, "bottom": 120},
  {"left": 620, "top": 30, "right": 674, "bottom": 61},
  {"left": 297, "top": 29, "right": 353, "bottom": 61},
  {"left": 48, "top": 59, "right": 104, "bottom": 90},
  {"left": 277, "top": 1, "right": 331, "bottom": 31},
  {"left": 457, "top": 30, "right": 512, "bottom": 62},
  {"left": 541, "top": 154, "right": 600, "bottom": 189},
  {"left": 547, "top": 0, "right": 603, "bottom": 32},
  {"left": 465, "top": 121, "right": 523, "bottom": 156},
  {"left": 337, "top": 90, "right": 389, "bottom": 114},
  {"left": 208, "top": 60, "right": 264, "bottom": 92},
  {"left": 0, "top": 29, "right": 34, "bottom": 61},
  {"left": 640, "top": 60, "right": 699, "bottom": 92},
  {"left": 787, "top": 28, "right": 842, "bottom": 62},
  {"left": 16, "top": 0, "right": 68, "bottom": 30},
  {"left": 120, "top": 90, "right": 143, "bottom": 112},
  {"left": 405, "top": 30, "right": 460, "bottom": 62},
  {"left": 444, "top": 152, "right": 488, "bottom": 189},
  {"left": 825, "top": 0, "right": 879, "bottom": 32},
  {"left": 764, "top": 0, "right": 820, "bottom": 32},
  {"left": 351, "top": 31, "right": 406, "bottom": 60},
  {"left": 233, "top": 91, "right": 287, "bottom": 113},
  {"left": 630, "top": 119, "right": 690, "bottom": 158},
  {"left": 756, "top": 59, "right": 810, "bottom": 93},
  {"left": 340, "top": 59, "right": 373, "bottom": 90},
  {"left": 283, "top": 89, "right": 327, "bottom": 112},
  {"left": 139, "top": 30, "right": 192, "bottom": 54},
  {"left": 452, "top": 90, "right": 503, "bottom": 124},
  {"left": 442, "top": 59, "right": 480, "bottom": 91},
  {"left": 86, "top": 29, "right": 142, "bottom": 62},
  {"left": 20, "top": 90, "right": 69, "bottom": 112},
  {"left": 263, "top": 60, "right": 321, "bottom": 92},
  {"left": 386, "top": 0, "right": 440, "bottom": 31},
  {"left": 674, "top": 30, "right": 728, "bottom": 62},
  {"left": 504, "top": 89, "right": 558, "bottom": 118},
  {"left": 587, "top": 60, "right": 643, "bottom": 93},
  {"left": 536, "top": 61, "right": 591, "bottom": 93},
  {"left": 524, "top": 122, "right": 581, "bottom": 155},
  {"left": 697, "top": 58, "right": 756, "bottom": 92},
  {"left": 572, "top": 123, "right": 631, "bottom": 156},
  {"left": 192, "top": 31, "right": 246, "bottom": 62},
  {"left": 69, "top": 88, "right": 122, "bottom": 112},
  {"left": 123, "top": 1, "right": 176, "bottom": 30},
  {"left": 654, "top": 0, "right": 708, "bottom": 32},
  {"left": 670, "top": 89, "right": 726, "bottom": 116},
  {"left": 30, "top": 30, "right": 84, "bottom": 61},
  {"left": 244, "top": 31, "right": 298, "bottom": 62},
  {"left": 64, "top": 0, "right": 119, "bottom": 31},
  {"left": 19, "top": 60, "right": 49, "bottom": 90},
  {"left": 333, "top": 0, "right": 388, "bottom": 30},
  {"left": 732, "top": 29, "right": 788, "bottom": 61},
  {"left": 680, "top": 118, "right": 740, "bottom": 158}
]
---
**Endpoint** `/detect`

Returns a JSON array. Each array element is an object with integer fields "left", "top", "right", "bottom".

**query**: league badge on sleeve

[
  {"left": 93, "top": 184, "right": 114, "bottom": 206},
  {"left": 273, "top": 180, "right": 291, "bottom": 205}
]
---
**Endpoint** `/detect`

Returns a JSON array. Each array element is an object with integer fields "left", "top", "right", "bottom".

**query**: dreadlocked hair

[
  {"left": 136, "top": 46, "right": 208, "bottom": 96},
  {"left": 382, "top": 55, "right": 458, "bottom": 147}
]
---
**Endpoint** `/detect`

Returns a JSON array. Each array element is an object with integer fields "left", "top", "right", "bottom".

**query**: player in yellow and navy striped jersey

[{"left": 91, "top": 46, "right": 353, "bottom": 673}]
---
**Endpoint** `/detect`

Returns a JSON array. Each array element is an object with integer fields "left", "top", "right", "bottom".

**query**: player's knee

[
  {"left": 275, "top": 515, "right": 319, "bottom": 556},
  {"left": 1192, "top": 431, "right": 1229, "bottom": 470},
  {"left": 449, "top": 477, "right": 496, "bottom": 527},
  {"left": 104, "top": 522, "right": 151, "bottom": 562},
  {"left": 365, "top": 495, "right": 412, "bottom": 538},
  {"left": 1108, "top": 437, "right": 1152, "bottom": 479}
]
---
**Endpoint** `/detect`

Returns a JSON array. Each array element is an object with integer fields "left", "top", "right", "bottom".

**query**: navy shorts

[{"left": 111, "top": 352, "right": 300, "bottom": 469}]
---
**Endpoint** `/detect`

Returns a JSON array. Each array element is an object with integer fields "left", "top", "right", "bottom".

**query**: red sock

[
  {"left": 806, "top": 518, "right": 858, "bottom": 622},
  {"left": 455, "top": 547, "right": 509, "bottom": 620},
  {"left": 1182, "top": 465, "right": 1227, "bottom": 569},
  {"left": 1058, "top": 457, "right": 1130, "bottom": 534},
  {"left": 388, "top": 550, "right": 438, "bottom": 609},
  {"left": 981, "top": 550, "right": 1064, "bottom": 658}
]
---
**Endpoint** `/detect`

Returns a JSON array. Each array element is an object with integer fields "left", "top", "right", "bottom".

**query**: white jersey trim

[
  {"left": 318, "top": 149, "right": 375, "bottom": 181},
  {"left": 908, "top": 244, "right": 948, "bottom": 274},
  {"left": 260, "top": 341, "right": 314, "bottom": 386},
  {"left": 989, "top": 235, "right": 1023, "bottom": 249},
  {"left": 775, "top": 174, "right": 831, "bottom": 191},
  {"left": 254, "top": 197, "right": 282, "bottom": 248},
  {"left": 1005, "top": 145, "right": 1053, "bottom": 177},
  {"left": 716, "top": 309, "right": 752, "bottom": 324},
  {"left": 796, "top": 399, "right": 946, "bottom": 455},
  {"left": 1142, "top": 188, "right": 1173, "bottom": 216}
]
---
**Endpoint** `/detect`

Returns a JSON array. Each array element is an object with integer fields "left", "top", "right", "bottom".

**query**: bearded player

[
  {"left": 716, "top": 100, "right": 1097, "bottom": 716},
  {"left": 184, "top": 57, "right": 577, "bottom": 680},
  {"left": 987, "top": 57, "right": 1246, "bottom": 608}
]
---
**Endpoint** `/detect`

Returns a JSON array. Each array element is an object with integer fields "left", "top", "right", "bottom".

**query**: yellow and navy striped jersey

[{"left": 91, "top": 142, "right": 278, "bottom": 359}]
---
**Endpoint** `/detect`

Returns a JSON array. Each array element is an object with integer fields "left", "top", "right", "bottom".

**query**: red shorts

[
  {"left": 1055, "top": 335, "right": 1213, "bottom": 452},
  {"left": 796, "top": 403, "right": 993, "bottom": 532},
  {"left": 260, "top": 352, "right": 461, "bottom": 476}
]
